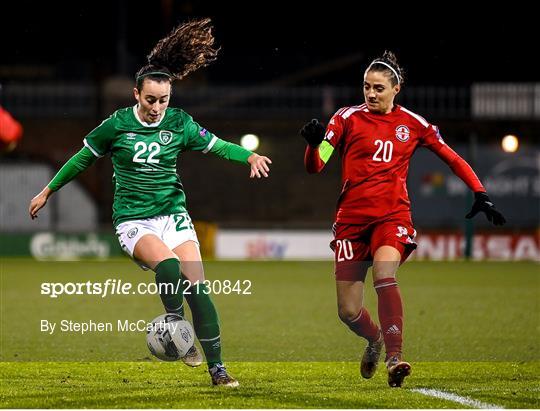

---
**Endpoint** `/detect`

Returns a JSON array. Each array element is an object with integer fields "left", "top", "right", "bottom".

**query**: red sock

[
  {"left": 374, "top": 277, "right": 403, "bottom": 357},
  {"left": 345, "top": 307, "right": 381, "bottom": 343}
]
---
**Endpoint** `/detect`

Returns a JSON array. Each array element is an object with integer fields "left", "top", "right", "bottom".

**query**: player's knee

[
  {"left": 372, "top": 262, "right": 398, "bottom": 281},
  {"left": 338, "top": 306, "right": 362, "bottom": 324}
]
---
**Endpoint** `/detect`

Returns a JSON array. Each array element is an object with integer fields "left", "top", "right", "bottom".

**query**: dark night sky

[{"left": 2, "top": 1, "right": 537, "bottom": 86}]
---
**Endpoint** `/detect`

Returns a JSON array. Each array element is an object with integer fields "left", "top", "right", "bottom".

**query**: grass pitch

[
  {"left": 1, "top": 361, "right": 538, "bottom": 408},
  {"left": 1, "top": 259, "right": 539, "bottom": 408}
]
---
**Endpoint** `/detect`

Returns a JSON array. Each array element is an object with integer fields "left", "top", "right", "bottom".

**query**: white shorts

[{"left": 116, "top": 213, "right": 199, "bottom": 270}]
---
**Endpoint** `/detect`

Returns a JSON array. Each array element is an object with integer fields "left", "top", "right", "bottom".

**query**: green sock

[
  {"left": 154, "top": 258, "right": 184, "bottom": 317},
  {"left": 185, "top": 284, "right": 222, "bottom": 367}
]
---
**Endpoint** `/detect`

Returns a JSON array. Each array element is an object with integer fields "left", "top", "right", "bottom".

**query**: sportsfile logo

[
  {"left": 40, "top": 278, "right": 160, "bottom": 298},
  {"left": 40, "top": 278, "right": 252, "bottom": 298}
]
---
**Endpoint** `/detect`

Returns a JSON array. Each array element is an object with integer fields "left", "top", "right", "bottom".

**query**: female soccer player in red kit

[{"left": 300, "top": 51, "right": 505, "bottom": 388}]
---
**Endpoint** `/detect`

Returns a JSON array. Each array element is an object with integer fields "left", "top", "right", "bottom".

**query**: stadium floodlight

[
  {"left": 501, "top": 134, "right": 519, "bottom": 153},
  {"left": 240, "top": 134, "right": 260, "bottom": 151}
]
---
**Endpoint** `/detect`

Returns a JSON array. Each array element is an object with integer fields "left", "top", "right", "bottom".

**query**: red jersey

[{"left": 305, "top": 104, "right": 484, "bottom": 224}]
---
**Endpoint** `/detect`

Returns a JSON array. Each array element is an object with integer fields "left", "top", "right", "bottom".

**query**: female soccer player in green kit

[{"left": 29, "top": 18, "right": 271, "bottom": 387}]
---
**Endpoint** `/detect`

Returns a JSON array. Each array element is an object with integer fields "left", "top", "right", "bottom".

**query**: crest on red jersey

[{"left": 395, "top": 125, "right": 410, "bottom": 142}]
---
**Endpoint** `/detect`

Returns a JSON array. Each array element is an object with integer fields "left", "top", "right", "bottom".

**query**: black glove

[
  {"left": 465, "top": 192, "right": 506, "bottom": 226},
  {"left": 300, "top": 119, "right": 325, "bottom": 147}
]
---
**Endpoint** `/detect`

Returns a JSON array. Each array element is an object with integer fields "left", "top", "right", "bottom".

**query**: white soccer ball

[{"left": 146, "top": 313, "right": 195, "bottom": 361}]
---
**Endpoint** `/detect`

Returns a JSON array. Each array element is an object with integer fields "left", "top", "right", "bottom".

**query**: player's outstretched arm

[
  {"left": 29, "top": 186, "right": 53, "bottom": 219},
  {"left": 206, "top": 138, "right": 271, "bottom": 178},
  {"left": 28, "top": 146, "right": 97, "bottom": 219},
  {"left": 427, "top": 142, "right": 506, "bottom": 226},
  {"left": 465, "top": 191, "right": 506, "bottom": 226},
  {"left": 248, "top": 153, "right": 272, "bottom": 178}
]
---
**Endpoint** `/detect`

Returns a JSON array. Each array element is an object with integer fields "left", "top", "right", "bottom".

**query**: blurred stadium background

[{"left": 0, "top": 1, "right": 538, "bottom": 262}]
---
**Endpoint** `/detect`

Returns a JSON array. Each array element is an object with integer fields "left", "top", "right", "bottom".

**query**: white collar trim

[{"left": 133, "top": 104, "right": 165, "bottom": 127}]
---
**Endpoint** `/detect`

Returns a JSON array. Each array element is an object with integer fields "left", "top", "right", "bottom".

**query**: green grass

[
  {"left": 1, "top": 362, "right": 538, "bottom": 408},
  {"left": 1, "top": 259, "right": 539, "bottom": 408}
]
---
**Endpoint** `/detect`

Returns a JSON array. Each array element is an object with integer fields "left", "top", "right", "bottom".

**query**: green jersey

[{"left": 83, "top": 105, "right": 251, "bottom": 227}]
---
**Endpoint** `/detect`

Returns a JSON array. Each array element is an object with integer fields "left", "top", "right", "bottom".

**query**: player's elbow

[
  {"left": 305, "top": 163, "right": 324, "bottom": 174},
  {"left": 304, "top": 146, "right": 326, "bottom": 174},
  {"left": 447, "top": 157, "right": 461, "bottom": 172}
]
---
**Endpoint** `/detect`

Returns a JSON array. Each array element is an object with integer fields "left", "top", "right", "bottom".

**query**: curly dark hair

[
  {"left": 135, "top": 18, "right": 220, "bottom": 90},
  {"left": 366, "top": 50, "right": 405, "bottom": 86}
]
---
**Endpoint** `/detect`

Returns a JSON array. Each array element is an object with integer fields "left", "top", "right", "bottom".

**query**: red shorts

[{"left": 330, "top": 216, "right": 417, "bottom": 281}]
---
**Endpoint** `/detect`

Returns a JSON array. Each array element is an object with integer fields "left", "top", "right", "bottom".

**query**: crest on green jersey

[
  {"left": 159, "top": 130, "right": 173, "bottom": 145},
  {"left": 127, "top": 227, "right": 138, "bottom": 239}
]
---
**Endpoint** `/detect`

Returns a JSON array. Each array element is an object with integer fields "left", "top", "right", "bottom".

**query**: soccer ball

[{"left": 146, "top": 313, "right": 195, "bottom": 361}]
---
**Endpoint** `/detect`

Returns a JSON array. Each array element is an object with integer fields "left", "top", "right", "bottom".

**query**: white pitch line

[{"left": 411, "top": 388, "right": 504, "bottom": 409}]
